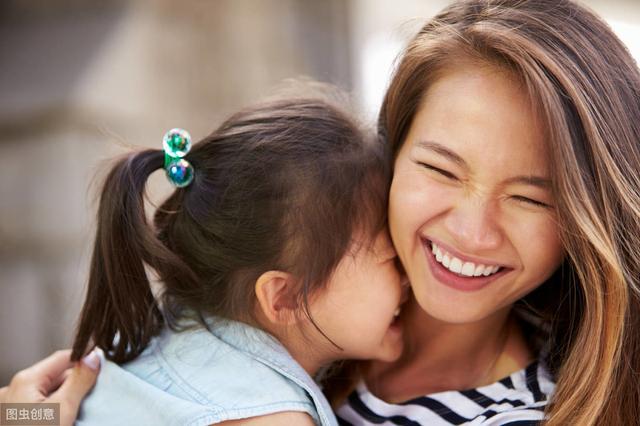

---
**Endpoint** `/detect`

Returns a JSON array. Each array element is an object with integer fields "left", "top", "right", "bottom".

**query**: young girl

[{"left": 69, "top": 93, "right": 407, "bottom": 425}]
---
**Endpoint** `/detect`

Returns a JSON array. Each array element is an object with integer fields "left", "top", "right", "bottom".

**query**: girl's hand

[{"left": 0, "top": 349, "right": 100, "bottom": 426}]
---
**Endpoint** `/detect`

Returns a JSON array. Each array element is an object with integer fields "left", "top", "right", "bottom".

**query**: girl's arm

[{"left": 216, "top": 411, "right": 316, "bottom": 426}]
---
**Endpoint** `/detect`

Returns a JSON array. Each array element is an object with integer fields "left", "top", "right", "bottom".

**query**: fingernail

[{"left": 81, "top": 350, "right": 101, "bottom": 371}]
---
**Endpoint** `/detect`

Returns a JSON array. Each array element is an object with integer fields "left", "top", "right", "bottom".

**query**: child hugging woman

[
  {"left": 3, "top": 1, "right": 640, "bottom": 425},
  {"left": 70, "top": 93, "right": 407, "bottom": 425}
]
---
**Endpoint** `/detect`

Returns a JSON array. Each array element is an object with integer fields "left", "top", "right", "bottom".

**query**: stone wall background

[{"left": 1, "top": 0, "right": 639, "bottom": 384}]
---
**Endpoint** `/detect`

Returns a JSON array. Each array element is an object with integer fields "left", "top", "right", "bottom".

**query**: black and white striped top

[{"left": 335, "top": 361, "right": 555, "bottom": 426}]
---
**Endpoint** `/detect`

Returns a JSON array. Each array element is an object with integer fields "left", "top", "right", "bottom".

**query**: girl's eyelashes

[
  {"left": 416, "top": 161, "right": 458, "bottom": 180},
  {"left": 511, "top": 195, "right": 552, "bottom": 209}
]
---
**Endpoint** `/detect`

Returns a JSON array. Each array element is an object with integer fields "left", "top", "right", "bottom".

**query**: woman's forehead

[{"left": 406, "top": 67, "right": 550, "bottom": 175}]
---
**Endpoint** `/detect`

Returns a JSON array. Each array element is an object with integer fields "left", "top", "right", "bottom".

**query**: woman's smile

[{"left": 423, "top": 237, "right": 513, "bottom": 292}]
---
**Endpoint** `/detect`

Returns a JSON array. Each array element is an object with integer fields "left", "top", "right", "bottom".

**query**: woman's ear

[{"left": 255, "top": 271, "right": 300, "bottom": 326}]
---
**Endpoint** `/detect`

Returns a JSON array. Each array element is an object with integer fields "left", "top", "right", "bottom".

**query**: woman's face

[{"left": 389, "top": 66, "right": 565, "bottom": 324}]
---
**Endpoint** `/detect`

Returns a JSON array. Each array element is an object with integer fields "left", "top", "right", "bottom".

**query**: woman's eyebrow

[
  {"left": 415, "top": 140, "right": 551, "bottom": 189},
  {"left": 415, "top": 140, "right": 469, "bottom": 171},
  {"left": 503, "top": 175, "right": 551, "bottom": 189}
]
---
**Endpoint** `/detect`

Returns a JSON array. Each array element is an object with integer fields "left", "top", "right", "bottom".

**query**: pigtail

[{"left": 71, "top": 149, "right": 169, "bottom": 363}]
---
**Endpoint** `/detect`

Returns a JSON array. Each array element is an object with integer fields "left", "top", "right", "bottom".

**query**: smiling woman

[
  {"left": 3, "top": 1, "right": 640, "bottom": 425},
  {"left": 335, "top": 0, "right": 640, "bottom": 425},
  {"left": 390, "top": 66, "right": 564, "bottom": 323}
]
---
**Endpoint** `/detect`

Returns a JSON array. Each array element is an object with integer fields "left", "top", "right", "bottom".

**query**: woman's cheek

[
  {"left": 390, "top": 176, "right": 457, "bottom": 266},
  {"left": 391, "top": 176, "right": 457, "bottom": 227},
  {"left": 508, "top": 212, "right": 565, "bottom": 284}
]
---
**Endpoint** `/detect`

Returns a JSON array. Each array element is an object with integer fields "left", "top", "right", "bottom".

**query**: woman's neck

[{"left": 366, "top": 295, "right": 533, "bottom": 400}]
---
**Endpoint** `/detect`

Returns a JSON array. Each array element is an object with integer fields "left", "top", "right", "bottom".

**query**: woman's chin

[{"left": 413, "top": 288, "right": 505, "bottom": 325}]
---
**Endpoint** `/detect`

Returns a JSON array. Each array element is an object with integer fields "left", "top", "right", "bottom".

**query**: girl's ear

[{"left": 255, "top": 271, "right": 300, "bottom": 326}]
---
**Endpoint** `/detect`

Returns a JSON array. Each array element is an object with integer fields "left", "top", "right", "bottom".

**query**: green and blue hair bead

[{"left": 163, "top": 128, "right": 194, "bottom": 188}]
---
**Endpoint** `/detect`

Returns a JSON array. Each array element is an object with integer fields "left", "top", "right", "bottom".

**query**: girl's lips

[
  {"left": 422, "top": 239, "right": 511, "bottom": 292},
  {"left": 388, "top": 287, "right": 411, "bottom": 331},
  {"left": 386, "top": 311, "right": 404, "bottom": 338}
]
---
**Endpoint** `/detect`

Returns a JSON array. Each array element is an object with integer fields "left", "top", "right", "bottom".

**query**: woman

[
  {"left": 4, "top": 0, "right": 640, "bottom": 424},
  {"left": 334, "top": 0, "right": 640, "bottom": 425}
]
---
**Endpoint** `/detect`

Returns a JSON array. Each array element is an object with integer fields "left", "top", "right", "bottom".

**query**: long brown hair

[
  {"left": 71, "top": 92, "right": 390, "bottom": 365},
  {"left": 380, "top": 0, "right": 640, "bottom": 424}
]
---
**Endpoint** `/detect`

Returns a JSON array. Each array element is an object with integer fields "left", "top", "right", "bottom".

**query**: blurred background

[{"left": 1, "top": 0, "right": 639, "bottom": 384}]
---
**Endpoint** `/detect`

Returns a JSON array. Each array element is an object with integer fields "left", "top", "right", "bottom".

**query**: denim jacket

[{"left": 76, "top": 317, "right": 337, "bottom": 426}]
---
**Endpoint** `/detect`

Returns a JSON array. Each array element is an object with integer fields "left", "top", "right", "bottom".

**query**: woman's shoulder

[{"left": 335, "top": 360, "right": 555, "bottom": 426}]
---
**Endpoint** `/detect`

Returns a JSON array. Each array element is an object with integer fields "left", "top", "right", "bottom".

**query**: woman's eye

[
  {"left": 511, "top": 195, "right": 551, "bottom": 209},
  {"left": 417, "top": 162, "right": 458, "bottom": 180}
]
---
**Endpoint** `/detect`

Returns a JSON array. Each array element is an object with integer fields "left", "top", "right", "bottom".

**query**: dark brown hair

[
  {"left": 380, "top": 0, "right": 640, "bottom": 424},
  {"left": 71, "top": 92, "right": 390, "bottom": 365}
]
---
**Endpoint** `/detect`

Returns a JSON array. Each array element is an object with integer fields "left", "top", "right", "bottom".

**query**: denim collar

[{"left": 203, "top": 316, "right": 337, "bottom": 426}]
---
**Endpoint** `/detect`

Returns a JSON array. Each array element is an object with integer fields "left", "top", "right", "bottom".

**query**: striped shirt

[{"left": 335, "top": 361, "right": 555, "bottom": 426}]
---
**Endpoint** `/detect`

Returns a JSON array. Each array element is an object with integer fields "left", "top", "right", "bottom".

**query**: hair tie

[{"left": 163, "top": 128, "right": 195, "bottom": 188}]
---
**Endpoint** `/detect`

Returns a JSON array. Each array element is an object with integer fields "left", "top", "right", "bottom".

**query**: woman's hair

[
  {"left": 71, "top": 90, "right": 390, "bottom": 365},
  {"left": 380, "top": 0, "right": 640, "bottom": 424}
]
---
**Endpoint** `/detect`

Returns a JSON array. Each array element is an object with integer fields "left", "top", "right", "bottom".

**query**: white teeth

[
  {"left": 474, "top": 264, "right": 485, "bottom": 276},
  {"left": 429, "top": 241, "right": 502, "bottom": 278},
  {"left": 482, "top": 265, "right": 500, "bottom": 276},
  {"left": 435, "top": 247, "right": 443, "bottom": 262},
  {"left": 449, "top": 257, "right": 463, "bottom": 274},
  {"left": 461, "top": 262, "right": 475, "bottom": 277}
]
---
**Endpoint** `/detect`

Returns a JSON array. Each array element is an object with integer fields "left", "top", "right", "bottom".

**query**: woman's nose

[{"left": 443, "top": 198, "right": 503, "bottom": 252}]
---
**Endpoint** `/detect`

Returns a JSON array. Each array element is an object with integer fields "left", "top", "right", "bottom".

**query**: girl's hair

[
  {"left": 380, "top": 0, "right": 640, "bottom": 424},
  {"left": 71, "top": 91, "right": 390, "bottom": 365}
]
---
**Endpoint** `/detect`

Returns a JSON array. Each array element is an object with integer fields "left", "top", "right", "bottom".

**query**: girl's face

[
  {"left": 308, "top": 230, "right": 407, "bottom": 363},
  {"left": 389, "top": 66, "right": 565, "bottom": 324}
]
